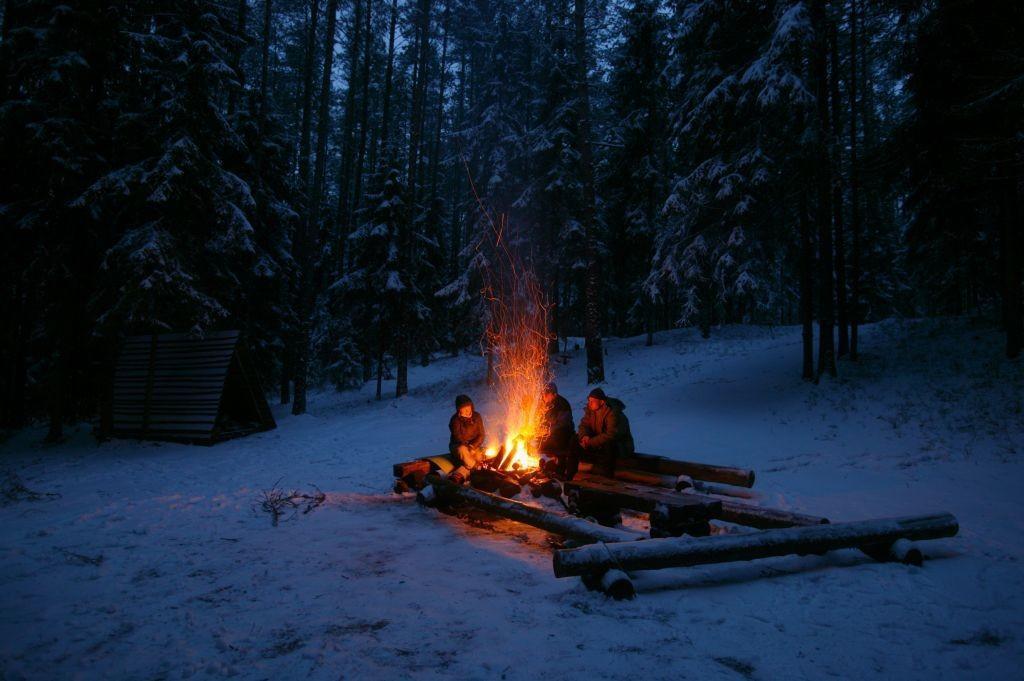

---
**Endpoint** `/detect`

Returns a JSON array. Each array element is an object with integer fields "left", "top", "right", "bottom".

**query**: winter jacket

[
  {"left": 449, "top": 411, "right": 485, "bottom": 450},
  {"left": 577, "top": 397, "right": 635, "bottom": 455},
  {"left": 540, "top": 394, "right": 574, "bottom": 455}
]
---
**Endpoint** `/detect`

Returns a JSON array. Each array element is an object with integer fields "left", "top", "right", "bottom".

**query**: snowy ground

[{"left": 2, "top": 318, "right": 1023, "bottom": 680}]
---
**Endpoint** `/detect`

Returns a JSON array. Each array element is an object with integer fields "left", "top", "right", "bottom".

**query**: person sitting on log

[
  {"left": 577, "top": 387, "right": 635, "bottom": 477},
  {"left": 448, "top": 394, "right": 486, "bottom": 485},
  {"left": 538, "top": 382, "right": 576, "bottom": 479}
]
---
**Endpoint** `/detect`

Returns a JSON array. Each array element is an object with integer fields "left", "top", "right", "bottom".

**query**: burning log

[
  {"left": 617, "top": 452, "right": 755, "bottom": 488},
  {"left": 552, "top": 513, "right": 959, "bottom": 578},
  {"left": 424, "top": 474, "right": 644, "bottom": 545},
  {"left": 469, "top": 468, "right": 522, "bottom": 497}
]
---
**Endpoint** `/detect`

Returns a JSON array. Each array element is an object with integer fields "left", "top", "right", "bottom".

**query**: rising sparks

[{"left": 465, "top": 164, "right": 554, "bottom": 472}]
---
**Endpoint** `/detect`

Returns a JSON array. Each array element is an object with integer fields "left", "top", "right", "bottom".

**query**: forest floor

[{"left": 2, "top": 318, "right": 1023, "bottom": 680}]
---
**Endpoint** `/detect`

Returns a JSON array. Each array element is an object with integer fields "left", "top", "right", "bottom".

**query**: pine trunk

[
  {"left": 259, "top": 0, "right": 272, "bottom": 120},
  {"left": 800, "top": 189, "right": 815, "bottom": 381},
  {"left": 812, "top": 0, "right": 836, "bottom": 379},
  {"left": 574, "top": 0, "right": 604, "bottom": 384},
  {"left": 351, "top": 0, "right": 375, "bottom": 220},
  {"left": 297, "top": 0, "right": 320, "bottom": 193},
  {"left": 334, "top": 0, "right": 364, "bottom": 272},
  {"left": 847, "top": 0, "right": 861, "bottom": 361},
  {"left": 829, "top": 21, "right": 849, "bottom": 358}
]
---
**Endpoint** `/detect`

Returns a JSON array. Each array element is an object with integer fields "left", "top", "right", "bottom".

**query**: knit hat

[
  {"left": 543, "top": 382, "right": 558, "bottom": 395},
  {"left": 588, "top": 387, "right": 607, "bottom": 401},
  {"left": 455, "top": 394, "right": 473, "bottom": 409}
]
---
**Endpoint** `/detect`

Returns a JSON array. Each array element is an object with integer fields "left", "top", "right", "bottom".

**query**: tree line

[{"left": 1, "top": 0, "right": 1020, "bottom": 438}]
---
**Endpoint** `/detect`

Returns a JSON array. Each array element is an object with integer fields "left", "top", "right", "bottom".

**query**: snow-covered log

[
  {"left": 426, "top": 475, "right": 645, "bottom": 544},
  {"left": 619, "top": 452, "right": 756, "bottom": 488},
  {"left": 576, "top": 464, "right": 757, "bottom": 499},
  {"left": 552, "top": 513, "right": 959, "bottom": 578},
  {"left": 706, "top": 495, "right": 829, "bottom": 529}
]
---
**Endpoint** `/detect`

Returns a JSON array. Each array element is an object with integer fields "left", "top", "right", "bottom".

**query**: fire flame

[{"left": 473, "top": 208, "right": 553, "bottom": 472}]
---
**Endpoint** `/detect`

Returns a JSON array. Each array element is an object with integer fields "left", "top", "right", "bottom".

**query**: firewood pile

[{"left": 392, "top": 453, "right": 959, "bottom": 600}]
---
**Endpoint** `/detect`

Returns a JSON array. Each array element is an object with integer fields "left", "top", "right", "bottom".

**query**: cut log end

[{"left": 600, "top": 569, "right": 636, "bottom": 600}]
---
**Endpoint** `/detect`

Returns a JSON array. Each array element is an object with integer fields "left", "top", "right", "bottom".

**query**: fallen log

[
  {"left": 575, "top": 464, "right": 756, "bottom": 499},
  {"left": 552, "top": 513, "right": 959, "bottom": 578},
  {"left": 567, "top": 476, "right": 721, "bottom": 522},
  {"left": 425, "top": 474, "right": 644, "bottom": 545},
  {"left": 674, "top": 474, "right": 758, "bottom": 500},
  {"left": 689, "top": 494, "right": 829, "bottom": 529},
  {"left": 618, "top": 452, "right": 755, "bottom": 488}
]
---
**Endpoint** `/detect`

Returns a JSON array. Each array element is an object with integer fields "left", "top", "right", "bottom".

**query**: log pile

[{"left": 393, "top": 451, "right": 959, "bottom": 599}]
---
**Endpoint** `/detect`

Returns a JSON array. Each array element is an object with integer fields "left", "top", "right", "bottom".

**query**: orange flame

[{"left": 466, "top": 177, "right": 553, "bottom": 472}]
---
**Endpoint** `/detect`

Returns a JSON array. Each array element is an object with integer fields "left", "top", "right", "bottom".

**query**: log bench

[{"left": 566, "top": 474, "right": 723, "bottom": 537}]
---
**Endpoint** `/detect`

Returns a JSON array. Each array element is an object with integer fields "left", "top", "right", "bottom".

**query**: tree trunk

[
  {"left": 334, "top": 0, "right": 364, "bottom": 272},
  {"left": 227, "top": 0, "right": 249, "bottom": 117},
  {"left": 811, "top": 0, "right": 836, "bottom": 379},
  {"left": 847, "top": 0, "right": 861, "bottom": 361},
  {"left": 800, "top": 189, "right": 815, "bottom": 381},
  {"left": 829, "top": 20, "right": 849, "bottom": 358},
  {"left": 351, "top": 0, "right": 375, "bottom": 221},
  {"left": 396, "top": 0, "right": 432, "bottom": 399},
  {"left": 259, "top": 0, "right": 272, "bottom": 120},
  {"left": 378, "top": 0, "right": 399, "bottom": 156},
  {"left": 297, "top": 0, "right": 320, "bottom": 194},
  {"left": 310, "top": 0, "right": 339, "bottom": 238},
  {"left": 574, "top": 0, "right": 604, "bottom": 384},
  {"left": 292, "top": 0, "right": 331, "bottom": 413}
]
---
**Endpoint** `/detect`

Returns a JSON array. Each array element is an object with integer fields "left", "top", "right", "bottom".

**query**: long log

[
  {"left": 570, "top": 475, "right": 815, "bottom": 529},
  {"left": 691, "top": 494, "right": 829, "bottom": 529},
  {"left": 567, "top": 476, "right": 721, "bottom": 521},
  {"left": 425, "top": 475, "right": 644, "bottom": 545},
  {"left": 552, "top": 513, "right": 959, "bottom": 577},
  {"left": 619, "top": 452, "right": 755, "bottom": 488},
  {"left": 576, "top": 464, "right": 756, "bottom": 499}
]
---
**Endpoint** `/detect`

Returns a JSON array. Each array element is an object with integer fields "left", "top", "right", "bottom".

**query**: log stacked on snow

[
  {"left": 618, "top": 452, "right": 755, "bottom": 488},
  {"left": 567, "top": 475, "right": 722, "bottom": 538},
  {"left": 569, "top": 474, "right": 825, "bottom": 531},
  {"left": 422, "top": 474, "right": 645, "bottom": 545},
  {"left": 552, "top": 513, "right": 959, "bottom": 578}
]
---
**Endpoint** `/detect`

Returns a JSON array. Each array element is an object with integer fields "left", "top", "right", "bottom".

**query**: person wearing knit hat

[
  {"left": 539, "top": 382, "right": 575, "bottom": 478},
  {"left": 577, "top": 387, "right": 634, "bottom": 477},
  {"left": 448, "top": 394, "right": 485, "bottom": 485}
]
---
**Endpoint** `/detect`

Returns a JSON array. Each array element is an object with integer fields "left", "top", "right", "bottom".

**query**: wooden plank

[{"left": 553, "top": 513, "right": 959, "bottom": 578}]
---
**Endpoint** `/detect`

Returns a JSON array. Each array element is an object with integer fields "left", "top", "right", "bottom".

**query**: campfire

[{"left": 476, "top": 213, "right": 553, "bottom": 475}]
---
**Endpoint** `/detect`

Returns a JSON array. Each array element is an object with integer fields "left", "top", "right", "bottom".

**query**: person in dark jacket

[
  {"left": 577, "top": 387, "right": 634, "bottom": 476},
  {"left": 538, "top": 382, "right": 576, "bottom": 478},
  {"left": 448, "top": 394, "right": 485, "bottom": 484}
]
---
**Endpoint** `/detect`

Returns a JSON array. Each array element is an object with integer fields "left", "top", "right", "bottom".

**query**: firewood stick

[
  {"left": 552, "top": 513, "right": 959, "bottom": 578},
  {"left": 425, "top": 474, "right": 644, "bottom": 545}
]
